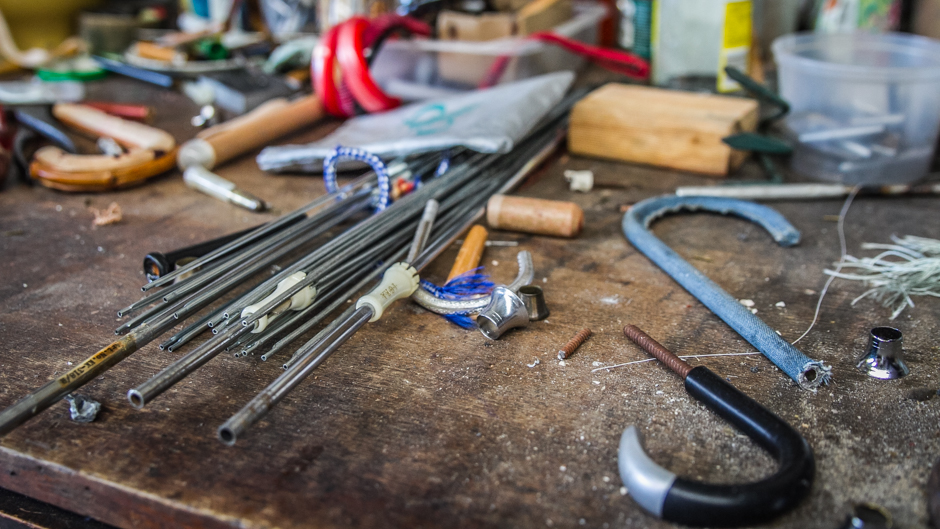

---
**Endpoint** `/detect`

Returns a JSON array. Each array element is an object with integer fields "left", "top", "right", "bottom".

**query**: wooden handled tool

[
  {"left": 31, "top": 149, "right": 177, "bottom": 192},
  {"left": 178, "top": 94, "right": 324, "bottom": 170},
  {"left": 447, "top": 225, "right": 488, "bottom": 282},
  {"left": 31, "top": 105, "right": 178, "bottom": 191},
  {"left": 52, "top": 103, "right": 176, "bottom": 152}
]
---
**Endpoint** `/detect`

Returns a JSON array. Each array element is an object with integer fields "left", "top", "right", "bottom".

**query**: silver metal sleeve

[
  {"left": 410, "top": 251, "right": 533, "bottom": 315},
  {"left": 618, "top": 426, "right": 676, "bottom": 518},
  {"left": 506, "top": 250, "right": 534, "bottom": 291}
]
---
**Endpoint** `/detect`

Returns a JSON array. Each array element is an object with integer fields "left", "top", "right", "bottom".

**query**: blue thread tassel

[
  {"left": 420, "top": 268, "right": 493, "bottom": 300},
  {"left": 445, "top": 313, "right": 476, "bottom": 328},
  {"left": 420, "top": 268, "right": 494, "bottom": 328}
]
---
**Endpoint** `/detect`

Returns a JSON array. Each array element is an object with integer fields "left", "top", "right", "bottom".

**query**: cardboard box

[{"left": 436, "top": 0, "right": 572, "bottom": 85}]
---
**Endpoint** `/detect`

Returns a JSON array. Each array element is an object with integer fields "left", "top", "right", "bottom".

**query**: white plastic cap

[
  {"left": 357, "top": 262, "right": 420, "bottom": 322},
  {"left": 242, "top": 271, "right": 317, "bottom": 333}
]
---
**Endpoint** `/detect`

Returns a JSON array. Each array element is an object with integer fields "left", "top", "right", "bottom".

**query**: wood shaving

[{"left": 90, "top": 202, "right": 122, "bottom": 227}]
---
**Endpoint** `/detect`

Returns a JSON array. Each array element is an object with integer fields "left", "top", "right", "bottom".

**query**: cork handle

[{"left": 487, "top": 195, "right": 584, "bottom": 238}]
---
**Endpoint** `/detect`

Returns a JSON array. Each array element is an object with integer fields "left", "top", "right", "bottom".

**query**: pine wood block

[{"left": 568, "top": 83, "right": 760, "bottom": 177}]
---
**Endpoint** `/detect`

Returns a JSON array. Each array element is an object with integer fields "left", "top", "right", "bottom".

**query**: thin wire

[
  {"left": 591, "top": 352, "right": 762, "bottom": 372},
  {"left": 791, "top": 185, "right": 862, "bottom": 345}
]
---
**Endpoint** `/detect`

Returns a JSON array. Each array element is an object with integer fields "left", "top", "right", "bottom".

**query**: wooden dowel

[{"left": 486, "top": 195, "right": 583, "bottom": 238}]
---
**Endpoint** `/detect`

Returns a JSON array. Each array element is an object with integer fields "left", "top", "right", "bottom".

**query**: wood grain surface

[
  {"left": 0, "top": 77, "right": 938, "bottom": 529},
  {"left": 568, "top": 83, "right": 759, "bottom": 176}
]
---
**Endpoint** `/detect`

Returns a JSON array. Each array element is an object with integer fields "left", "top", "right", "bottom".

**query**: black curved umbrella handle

[{"left": 619, "top": 366, "right": 815, "bottom": 527}]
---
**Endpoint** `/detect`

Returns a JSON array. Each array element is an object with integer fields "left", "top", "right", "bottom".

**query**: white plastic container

[
  {"left": 773, "top": 32, "right": 940, "bottom": 185},
  {"left": 370, "top": 2, "right": 606, "bottom": 99}
]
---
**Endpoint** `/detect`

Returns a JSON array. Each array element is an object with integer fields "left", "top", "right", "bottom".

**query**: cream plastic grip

[
  {"left": 241, "top": 271, "right": 317, "bottom": 333},
  {"left": 356, "top": 262, "right": 420, "bottom": 322}
]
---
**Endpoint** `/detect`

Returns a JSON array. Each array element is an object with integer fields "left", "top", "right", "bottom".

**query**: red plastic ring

[
  {"left": 312, "top": 24, "right": 348, "bottom": 117},
  {"left": 336, "top": 17, "right": 401, "bottom": 113}
]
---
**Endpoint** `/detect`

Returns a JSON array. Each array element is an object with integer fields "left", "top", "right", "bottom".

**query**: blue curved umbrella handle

[{"left": 622, "top": 195, "right": 830, "bottom": 390}]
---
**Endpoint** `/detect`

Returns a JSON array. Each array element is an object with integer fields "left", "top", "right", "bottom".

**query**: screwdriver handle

[
  {"left": 357, "top": 262, "right": 420, "bottom": 322},
  {"left": 178, "top": 95, "right": 324, "bottom": 170},
  {"left": 144, "top": 226, "right": 256, "bottom": 281}
]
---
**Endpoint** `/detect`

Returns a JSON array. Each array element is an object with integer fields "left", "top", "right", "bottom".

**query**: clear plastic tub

[
  {"left": 370, "top": 2, "right": 606, "bottom": 99},
  {"left": 773, "top": 32, "right": 940, "bottom": 185}
]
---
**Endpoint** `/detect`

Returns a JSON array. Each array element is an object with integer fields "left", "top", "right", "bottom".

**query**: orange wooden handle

[
  {"left": 134, "top": 41, "right": 185, "bottom": 63},
  {"left": 447, "top": 225, "right": 488, "bottom": 282},
  {"left": 199, "top": 95, "right": 324, "bottom": 167}
]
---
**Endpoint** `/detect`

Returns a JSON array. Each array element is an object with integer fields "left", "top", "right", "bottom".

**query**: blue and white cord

[{"left": 323, "top": 146, "right": 391, "bottom": 211}]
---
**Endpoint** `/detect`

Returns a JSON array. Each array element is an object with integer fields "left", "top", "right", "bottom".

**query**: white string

[
  {"left": 791, "top": 185, "right": 862, "bottom": 345},
  {"left": 591, "top": 352, "right": 762, "bottom": 373},
  {"left": 825, "top": 235, "right": 940, "bottom": 319}
]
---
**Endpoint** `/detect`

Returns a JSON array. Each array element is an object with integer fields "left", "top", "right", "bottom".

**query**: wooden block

[
  {"left": 437, "top": 11, "right": 515, "bottom": 41},
  {"left": 516, "top": 0, "right": 571, "bottom": 36},
  {"left": 568, "top": 83, "right": 759, "bottom": 177}
]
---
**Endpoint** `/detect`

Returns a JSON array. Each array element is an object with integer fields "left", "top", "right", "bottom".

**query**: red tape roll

[{"left": 312, "top": 25, "right": 349, "bottom": 117}]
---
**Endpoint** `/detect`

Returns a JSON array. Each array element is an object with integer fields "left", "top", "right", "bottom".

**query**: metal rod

[
  {"left": 0, "top": 305, "right": 185, "bottom": 436},
  {"left": 159, "top": 305, "right": 227, "bottom": 351},
  {"left": 277, "top": 244, "right": 412, "bottom": 366},
  {"left": 216, "top": 115, "right": 570, "bottom": 444},
  {"left": 125, "top": 197, "right": 417, "bottom": 406},
  {"left": 217, "top": 305, "right": 374, "bottom": 445},
  {"left": 142, "top": 173, "right": 377, "bottom": 291},
  {"left": 407, "top": 199, "right": 439, "bottom": 263},
  {"left": 0, "top": 150, "right": 467, "bottom": 436},
  {"left": 159, "top": 190, "right": 372, "bottom": 306},
  {"left": 127, "top": 324, "right": 253, "bottom": 408},
  {"left": 0, "top": 334, "right": 138, "bottom": 436}
]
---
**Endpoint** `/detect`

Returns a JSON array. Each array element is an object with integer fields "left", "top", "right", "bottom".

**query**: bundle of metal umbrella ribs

[
  {"left": 0, "top": 89, "right": 578, "bottom": 445},
  {"left": 27, "top": 103, "right": 176, "bottom": 191}
]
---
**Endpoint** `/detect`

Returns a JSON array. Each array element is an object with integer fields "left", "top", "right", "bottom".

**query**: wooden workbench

[{"left": 0, "top": 77, "right": 938, "bottom": 529}]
